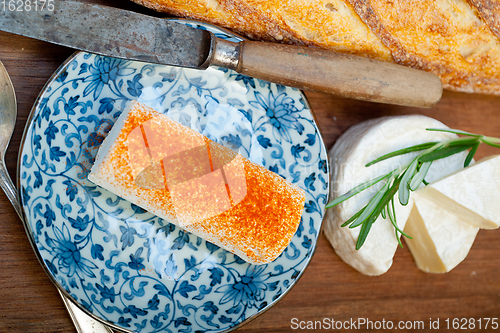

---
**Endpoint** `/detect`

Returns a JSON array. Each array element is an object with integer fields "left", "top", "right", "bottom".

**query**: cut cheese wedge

[
  {"left": 424, "top": 155, "right": 500, "bottom": 229},
  {"left": 88, "top": 101, "right": 306, "bottom": 264},
  {"left": 325, "top": 115, "right": 468, "bottom": 275},
  {"left": 404, "top": 189, "right": 479, "bottom": 273}
]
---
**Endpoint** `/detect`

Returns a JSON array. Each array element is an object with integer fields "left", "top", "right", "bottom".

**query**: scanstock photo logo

[
  {"left": 291, "top": 317, "right": 500, "bottom": 330},
  {"left": 291, "top": 318, "right": 426, "bottom": 330}
]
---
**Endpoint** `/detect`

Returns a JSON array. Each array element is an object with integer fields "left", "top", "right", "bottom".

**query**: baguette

[
  {"left": 132, "top": 0, "right": 500, "bottom": 95},
  {"left": 131, "top": 0, "right": 290, "bottom": 41},
  {"left": 348, "top": 0, "right": 500, "bottom": 95},
  {"left": 88, "top": 101, "right": 306, "bottom": 265},
  {"left": 221, "top": 0, "right": 393, "bottom": 60},
  {"left": 133, "top": 0, "right": 392, "bottom": 60},
  {"left": 468, "top": 0, "right": 500, "bottom": 39}
]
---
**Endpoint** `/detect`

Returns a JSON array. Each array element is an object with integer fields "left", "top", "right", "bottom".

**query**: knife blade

[
  {"left": 0, "top": 0, "right": 212, "bottom": 68},
  {"left": 0, "top": 0, "right": 442, "bottom": 107}
]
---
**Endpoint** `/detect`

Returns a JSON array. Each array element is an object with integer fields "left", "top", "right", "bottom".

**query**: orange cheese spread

[{"left": 88, "top": 101, "right": 306, "bottom": 264}]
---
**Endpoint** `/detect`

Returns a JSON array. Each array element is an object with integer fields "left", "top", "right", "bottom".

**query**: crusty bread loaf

[
  {"left": 221, "top": 0, "right": 393, "bottom": 60},
  {"left": 132, "top": 0, "right": 500, "bottom": 95},
  {"left": 88, "top": 101, "right": 306, "bottom": 264},
  {"left": 468, "top": 0, "right": 500, "bottom": 39},
  {"left": 348, "top": 0, "right": 500, "bottom": 94},
  {"left": 133, "top": 0, "right": 392, "bottom": 60},
  {"left": 131, "top": 0, "right": 292, "bottom": 42}
]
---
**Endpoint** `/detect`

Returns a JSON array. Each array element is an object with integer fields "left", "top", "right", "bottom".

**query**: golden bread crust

[
  {"left": 467, "top": 0, "right": 500, "bottom": 38},
  {"left": 131, "top": 0, "right": 393, "bottom": 60},
  {"left": 131, "top": 0, "right": 296, "bottom": 41},
  {"left": 348, "top": 0, "right": 500, "bottom": 94},
  {"left": 226, "top": 0, "right": 393, "bottom": 60},
  {"left": 132, "top": 0, "right": 500, "bottom": 95},
  {"left": 131, "top": 0, "right": 263, "bottom": 39}
]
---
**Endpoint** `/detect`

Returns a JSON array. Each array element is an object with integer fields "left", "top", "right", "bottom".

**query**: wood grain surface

[{"left": 1, "top": 1, "right": 500, "bottom": 332}]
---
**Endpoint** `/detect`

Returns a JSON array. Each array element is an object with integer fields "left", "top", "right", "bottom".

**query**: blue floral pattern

[{"left": 18, "top": 20, "right": 329, "bottom": 333}]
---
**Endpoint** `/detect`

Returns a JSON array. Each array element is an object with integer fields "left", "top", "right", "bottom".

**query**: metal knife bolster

[{"left": 206, "top": 38, "right": 240, "bottom": 71}]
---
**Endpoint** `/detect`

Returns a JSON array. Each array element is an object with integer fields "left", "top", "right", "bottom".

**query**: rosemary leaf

[
  {"left": 390, "top": 197, "right": 412, "bottom": 239},
  {"left": 349, "top": 180, "right": 391, "bottom": 228},
  {"left": 465, "top": 142, "right": 480, "bottom": 167},
  {"left": 419, "top": 143, "right": 477, "bottom": 162},
  {"left": 387, "top": 196, "right": 395, "bottom": 223},
  {"left": 387, "top": 198, "right": 402, "bottom": 248},
  {"left": 365, "top": 142, "right": 438, "bottom": 167},
  {"left": 341, "top": 206, "right": 366, "bottom": 227},
  {"left": 355, "top": 177, "right": 402, "bottom": 249},
  {"left": 409, "top": 161, "right": 432, "bottom": 191},
  {"left": 399, "top": 158, "right": 418, "bottom": 205},
  {"left": 426, "top": 128, "right": 482, "bottom": 137},
  {"left": 356, "top": 213, "right": 377, "bottom": 250},
  {"left": 388, "top": 196, "right": 412, "bottom": 248},
  {"left": 378, "top": 177, "right": 402, "bottom": 216},
  {"left": 355, "top": 212, "right": 382, "bottom": 250},
  {"left": 381, "top": 205, "right": 387, "bottom": 219},
  {"left": 325, "top": 170, "right": 394, "bottom": 208},
  {"left": 483, "top": 136, "right": 500, "bottom": 143},
  {"left": 448, "top": 137, "right": 480, "bottom": 147},
  {"left": 482, "top": 138, "right": 500, "bottom": 149}
]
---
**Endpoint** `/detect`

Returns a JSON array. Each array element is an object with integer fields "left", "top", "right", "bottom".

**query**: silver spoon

[{"left": 0, "top": 60, "right": 114, "bottom": 333}]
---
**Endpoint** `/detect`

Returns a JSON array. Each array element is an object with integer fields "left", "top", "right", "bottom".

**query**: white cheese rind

[
  {"left": 404, "top": 189, "right": 479, "bottom": 273},
  {"left": 89, "top": 102, "right": 134, "bottom": 190},
  {"left": 324, "top": 115, "right": 468, "bottom": 276},
  {"left": 427, "top": 155, "right": 500, "bottom": 229}
]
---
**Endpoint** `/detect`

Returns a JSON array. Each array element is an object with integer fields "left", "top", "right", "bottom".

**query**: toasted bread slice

[
  {"left": 467, "top": 0, "right": 500, "bottom": 39},
  {"left": 348, "top": 0, "right": 500, "bottom": 94}
]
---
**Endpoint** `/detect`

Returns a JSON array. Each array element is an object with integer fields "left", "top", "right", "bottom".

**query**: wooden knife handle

[{"left": 235, "top": 41, "right": 442, "bottom": 108}]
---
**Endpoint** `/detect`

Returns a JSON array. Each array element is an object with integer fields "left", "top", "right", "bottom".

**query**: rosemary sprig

[{"left": 327, "top": 128, "right": 500, "bottom": 250}]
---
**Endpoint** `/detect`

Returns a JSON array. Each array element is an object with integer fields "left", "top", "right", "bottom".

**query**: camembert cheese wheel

[
  {"left": 424, "top": 155, "right": 500, "bottom": 230},
  {"left": 404, "top": 189, "right": 479, "bottom": 273},
  {"left": 325, "top": 115, "right": 468, "bottom": 275}
]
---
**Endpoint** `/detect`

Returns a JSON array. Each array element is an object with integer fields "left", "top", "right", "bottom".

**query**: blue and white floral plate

[{"left": 18, "top": 20, "right": 329, "bottom": 333}]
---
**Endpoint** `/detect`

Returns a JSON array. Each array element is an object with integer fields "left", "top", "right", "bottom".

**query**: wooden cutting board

[{"left": 0, "top": 0, "right": 499, "bottom": 332}]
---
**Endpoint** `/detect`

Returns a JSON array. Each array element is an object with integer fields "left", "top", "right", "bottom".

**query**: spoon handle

[
  {"left": 0, "top": 157, "right": 21, "bottom": 215},
  {"left": 58, "top": 289, "right": 114, "bottom": 333},
  {"left": 0, "top": 158, "right": 113, "bottom": 333}
]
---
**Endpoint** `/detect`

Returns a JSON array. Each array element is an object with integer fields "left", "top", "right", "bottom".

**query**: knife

[{"left": 0, "top": 0, "right": 442, "bottom": 107}]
